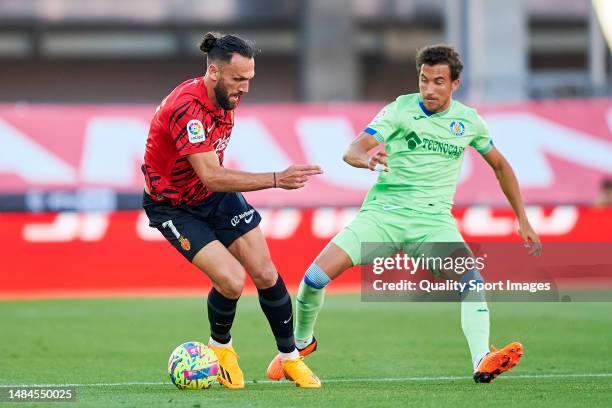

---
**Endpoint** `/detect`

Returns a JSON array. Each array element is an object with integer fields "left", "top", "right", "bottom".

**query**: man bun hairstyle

[
  {"left": 199, "top": 32, "right": 218, "bottom": 53},
  {"left": 199, "top": 32, "right": 257, "bottom": 64},
  {"left": 416, "top": 44, "right": 463, "bottom": 81}
]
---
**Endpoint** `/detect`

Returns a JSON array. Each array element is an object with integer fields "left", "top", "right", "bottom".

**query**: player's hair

[
  {"left": 199, "top": 32, "right": 258, "bottom": 64},
  {"left": 415, "top": 44, "right": 463, "bottom": 81}
]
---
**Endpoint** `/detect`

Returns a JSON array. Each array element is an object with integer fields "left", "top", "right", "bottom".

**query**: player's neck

[
  {"left": 428, "top": 99, "right": 453, "bottom": 115},
  {"left": 435, "top": 99, "right": 452, "bottom": 113},
  {"left": 203, "top": 74, "right": 221, "bottom": 108}
]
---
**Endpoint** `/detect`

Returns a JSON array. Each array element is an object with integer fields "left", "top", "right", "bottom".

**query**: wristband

[{"left": 373, "top": 163, "right": 386, "bottom": 172}]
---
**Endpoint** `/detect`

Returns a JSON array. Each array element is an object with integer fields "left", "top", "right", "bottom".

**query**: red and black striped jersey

[{"left": 142, "top": 77, "right": 237, "bottom": 205}]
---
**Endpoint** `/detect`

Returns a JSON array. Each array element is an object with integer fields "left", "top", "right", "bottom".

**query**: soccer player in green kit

[{"left": 268, "top": 45, "right": 542, "bottom": 383}]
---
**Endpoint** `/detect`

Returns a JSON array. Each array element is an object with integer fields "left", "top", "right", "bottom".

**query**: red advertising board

[{"left": 1, "top": 206, "right": 611, "bottom": 299}]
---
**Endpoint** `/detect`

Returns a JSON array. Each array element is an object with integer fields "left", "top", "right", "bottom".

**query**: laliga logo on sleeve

[
  {"left": 370, "top": 107, "right": 387, "bottom": 125},
  {"left": 449, "top": 121, "right": 465, "bottom": 136},
  {"left": 187, "top": 119, "right": 206, "bottom": 143}
]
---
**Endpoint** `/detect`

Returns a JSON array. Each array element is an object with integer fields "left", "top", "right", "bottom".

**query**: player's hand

[
  {"left": 368, "top": 151, "right": 389, "bottom": 172},
  {"left": 276, "top": 164, "right": 323, "bottom": 190},
  {"left": 519, "top": 220, "right": 542, "bottom": 256}
]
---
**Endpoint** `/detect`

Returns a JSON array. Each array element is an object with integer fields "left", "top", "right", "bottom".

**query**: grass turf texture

[{"left": 1, "top": 295, "right": 610, "bottom": 407}]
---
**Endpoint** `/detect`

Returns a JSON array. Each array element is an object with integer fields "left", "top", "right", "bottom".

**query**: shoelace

[{"left": 214, "top": 347, "right": 238, "bottom": 359}]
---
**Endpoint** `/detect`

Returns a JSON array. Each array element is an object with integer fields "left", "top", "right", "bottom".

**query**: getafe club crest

[{"left": 449, "top": 121, "right": 465, "bottom": 136}]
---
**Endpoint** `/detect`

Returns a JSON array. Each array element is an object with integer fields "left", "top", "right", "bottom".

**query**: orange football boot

[
  {"left": 209, "top": 345, "right": 245, "bottom": 389},
  {"left": 266, "top": 337, "right": 318, "bottom": 381},
  {"left": 473, "top": 341, "right": 524, "bottom": 383}
]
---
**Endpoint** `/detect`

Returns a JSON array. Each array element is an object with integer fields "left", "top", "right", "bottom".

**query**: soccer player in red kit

[{"left": 142, "top": 32, "right": 322, "bottom": 388}]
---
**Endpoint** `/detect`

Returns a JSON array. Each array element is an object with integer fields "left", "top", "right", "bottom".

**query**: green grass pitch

[{"left": 1, "top": 295, "right": 611, "bottom": 407}]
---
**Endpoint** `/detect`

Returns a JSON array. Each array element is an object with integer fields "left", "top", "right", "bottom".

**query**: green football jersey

[{"left": 362, "top": 93, "right": 493, "bottom": 214}]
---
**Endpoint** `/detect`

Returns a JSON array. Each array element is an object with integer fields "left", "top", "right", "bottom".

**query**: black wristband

[{"left": 273, "top": 172, "right": 277, "bottom": 188}]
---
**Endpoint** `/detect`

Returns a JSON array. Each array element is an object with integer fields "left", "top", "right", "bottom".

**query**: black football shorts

[{"left": 143, "top": 191, "right": 262, "bottom": 262}]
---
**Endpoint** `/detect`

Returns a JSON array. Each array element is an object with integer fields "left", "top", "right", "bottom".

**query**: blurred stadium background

[{"left": 1, "top": 0, "right": 611, "bottom": 298}]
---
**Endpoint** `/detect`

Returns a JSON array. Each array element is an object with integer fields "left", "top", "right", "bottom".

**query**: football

[{"left": 168, "top": 341, "right": 219, "bottom": 389}]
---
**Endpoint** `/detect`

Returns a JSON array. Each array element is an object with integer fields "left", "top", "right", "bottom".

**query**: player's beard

[{"left": 214, "top": 80, "right": 239, "bottom": 110}]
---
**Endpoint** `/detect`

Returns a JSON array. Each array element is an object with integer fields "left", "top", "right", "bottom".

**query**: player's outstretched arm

[
  {"left": 482, "top": 147, "right": 542, "bottom": 255},
  {"left": 188, "top": 151, "right": 322, "bottom": 192},
  {"left": 343, "top": 132, "right": 388, "bottom": 172}
]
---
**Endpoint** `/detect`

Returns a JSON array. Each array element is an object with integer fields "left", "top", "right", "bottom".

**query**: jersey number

[{"left": 162, "top": 220, "right": 181, "bottom": 239}]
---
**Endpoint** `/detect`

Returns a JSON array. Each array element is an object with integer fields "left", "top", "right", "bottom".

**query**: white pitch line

[{"left": 0, "top": 373, "right": 610, "bottom": 388}]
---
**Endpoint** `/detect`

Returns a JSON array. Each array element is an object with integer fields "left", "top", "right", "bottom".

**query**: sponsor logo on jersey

[
  {"left": 213, "top": 134, "right": 231, "bottom": 152},
  {"left": 231, "top": 209, "right": 255, "bottom": 226},
  {"left": 405, "top": 132, "right": 464, "bottom": 159},
  {"left": 422, "top": 137, "right": 465, "bottom": 159},
  {"left": 406, "top": 133, "right": 423, "bottom": 151},
  {"left": 187, "top": 119, "right": 206, "bottom": 143},
  {"left": 449, "top": 121, "right": 465, "bottom": 136}
]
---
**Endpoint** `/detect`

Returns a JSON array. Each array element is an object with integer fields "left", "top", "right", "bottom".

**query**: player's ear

[
  {"left": 208, "top": 63, "right": 220, "bottom": 81},
  {"left": 451, "top": 78, "right": 461, "bottom": 92}
]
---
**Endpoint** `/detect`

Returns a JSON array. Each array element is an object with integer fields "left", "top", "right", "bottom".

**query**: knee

[
  {"left": 217, "top": 269, "right": 246, "bottom": 299},
  {"left": 249, "top": 260, "right": 278, "bottom": 288}
]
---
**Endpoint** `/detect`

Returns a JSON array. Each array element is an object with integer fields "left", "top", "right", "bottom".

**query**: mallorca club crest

[
  {"left": 187, "top": 119, "right": 206, "bottom": 143},
  {"left": 179, "top": 236, "right": 191, "bottom": 251},
  {"left": 449, "top": 121, "right": 465, "bottom": 136}
]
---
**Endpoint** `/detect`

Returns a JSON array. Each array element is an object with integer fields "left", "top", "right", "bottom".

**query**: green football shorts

[{"left": 332, "top": 204, "right": 466, "bottom": 267}]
